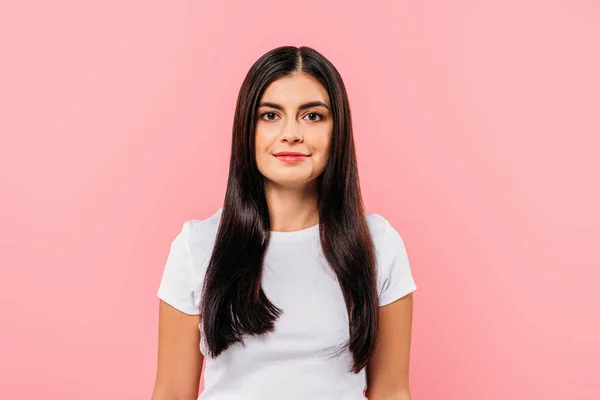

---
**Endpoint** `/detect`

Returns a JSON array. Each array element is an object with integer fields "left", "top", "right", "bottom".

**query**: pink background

[{"left": 1, "top": 1, "right": 599, "bottom": 399}]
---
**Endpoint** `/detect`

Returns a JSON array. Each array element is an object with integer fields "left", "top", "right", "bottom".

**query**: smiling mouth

[{"left": 273, "top": 154, "right": 309, "bottom": 163}]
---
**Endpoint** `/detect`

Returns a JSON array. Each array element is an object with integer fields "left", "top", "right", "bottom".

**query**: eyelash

[{"left": 259, "top": 112, "right": 324, "bottom": 122}]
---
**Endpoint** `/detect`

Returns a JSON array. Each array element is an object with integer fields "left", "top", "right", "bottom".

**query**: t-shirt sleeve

[
  {"left": 156, "top": 221, "right": 201, "bottom": 315},
  {"left": 377, "top": 217, "right": 417, "bottom": 306}
]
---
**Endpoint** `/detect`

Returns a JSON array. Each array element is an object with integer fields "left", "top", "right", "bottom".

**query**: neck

[{"left": 264, "top": 180, "right": 319, "bottom": 232}]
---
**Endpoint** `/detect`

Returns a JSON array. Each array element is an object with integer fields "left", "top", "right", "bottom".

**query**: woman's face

[{"left": 254, "top": 72, "right": 333, "bottom": 190}]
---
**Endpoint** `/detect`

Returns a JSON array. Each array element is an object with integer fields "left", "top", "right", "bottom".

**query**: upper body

[
  {"left": 155, "top": 207, "right": 416, "bottom": 400},
  {"left": 152, "top": 45, "right": 416, "bottom": 400}
]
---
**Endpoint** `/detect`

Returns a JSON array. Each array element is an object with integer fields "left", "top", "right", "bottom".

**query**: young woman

[{"left": 152, "top": 45, "right": 417, "bottom": 400}]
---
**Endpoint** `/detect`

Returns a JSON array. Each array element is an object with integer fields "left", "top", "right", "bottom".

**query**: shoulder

[
  {"left": 365, "top": 212, "right": 399, "bottom": 247},
  {"left": 365, "top": 212, "right": 389, "bottom": 232},
  {"left": 182, "top": 207, "right": 223, "bottom": 266},
  {"left": 365, "top": 212, "right": 416, "bottom": 305},
  {"left": 365, "top": 212, "right": 409, "bottom": 260},
  {"left": 157, "top": 207, "right": 223, "bottom": 314},
  {"left": 183, "top": 207, "right": 222, "bottom": 243}
]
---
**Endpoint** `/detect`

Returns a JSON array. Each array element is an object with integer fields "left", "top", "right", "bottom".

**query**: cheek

[
  {"left": 254, "top": 127, "right": 276, "bottom": 169},
  {"left": 254, "top": 128, "right": 269, "bottom": 154},
  {"left": 312, "top": 130, "right": 333, "bottom": 156},
  {"left": 255, "top": 125, "right": 278, "bottom": 149}
]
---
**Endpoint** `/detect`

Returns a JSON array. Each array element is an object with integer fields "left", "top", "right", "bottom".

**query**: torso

[{"left": 193, "top": 209, "right": 369, "bottom": 400}]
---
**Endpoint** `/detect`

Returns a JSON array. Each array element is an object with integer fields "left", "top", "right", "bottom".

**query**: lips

[
  {"left": 273, "top": 152, "right": 310, "bottom": 163},
  {"left": 273, "top": 152, "right": 309, "bottom": 157}
]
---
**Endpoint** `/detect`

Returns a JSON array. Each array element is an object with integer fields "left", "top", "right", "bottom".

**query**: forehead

[{"left": 260, "top": 73, "right": 330, "bottom": 106}]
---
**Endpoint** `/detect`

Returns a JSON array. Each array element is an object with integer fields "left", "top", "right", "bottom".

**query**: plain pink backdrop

[{"left": 1, "top": 0, "right": 599, "bottom": 399}]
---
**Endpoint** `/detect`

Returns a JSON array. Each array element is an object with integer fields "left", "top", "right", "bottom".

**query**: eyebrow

[{"left": 258, "top": 101, "right": 330, "bottom": 111}]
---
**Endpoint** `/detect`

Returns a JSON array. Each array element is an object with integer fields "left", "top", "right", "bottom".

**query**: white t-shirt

[{"left": 157, "top": 207, "right": 417, "bottom": 400}]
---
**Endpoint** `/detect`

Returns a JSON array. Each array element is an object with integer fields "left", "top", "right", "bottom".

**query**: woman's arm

[
  {"left": 365, "top": 293, "right": 414, "bottom": 400},
  {"left": 152, "top": 300, "right": 204, "bottom": 400}
]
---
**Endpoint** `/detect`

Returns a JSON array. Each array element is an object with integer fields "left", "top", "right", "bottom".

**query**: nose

[{"left": 280, "top": 119, "right": 303, "bottom": 143}]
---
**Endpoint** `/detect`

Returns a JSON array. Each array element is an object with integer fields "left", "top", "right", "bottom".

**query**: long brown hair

[{"left": 200, "top": 45, "right": 378, "bottom": 373}]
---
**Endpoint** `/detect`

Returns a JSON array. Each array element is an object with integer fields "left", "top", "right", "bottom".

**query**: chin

[{"left": 265, "top": 176, "right": 311, "bottom": 188}]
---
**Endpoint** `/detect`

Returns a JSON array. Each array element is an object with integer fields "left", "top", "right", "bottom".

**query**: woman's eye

[
  {"left": 259, "top": 112, "right": 323, "bottom": 121},
  {"left": 259, "top": 112, "right": 279, "bottom": 121},
  {"left": 305, "top": 112, "right": 322, "bottom": 121},
  {"left": 262, "top": 112, "right": 278, "bottom": 121}
]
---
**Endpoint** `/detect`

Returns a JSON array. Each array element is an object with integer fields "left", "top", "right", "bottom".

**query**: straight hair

[{"left": 200, "top": 45, "right": 379, "bottom": 373}]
